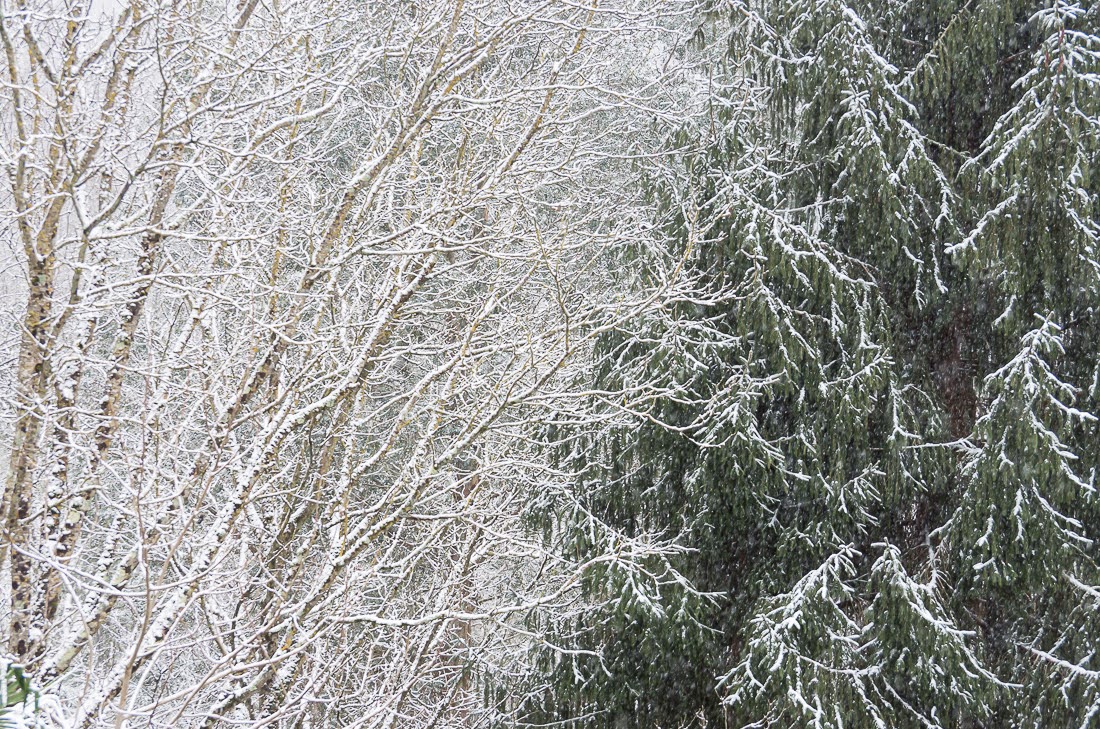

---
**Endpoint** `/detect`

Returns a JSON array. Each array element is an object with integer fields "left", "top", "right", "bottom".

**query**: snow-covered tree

[
  {"left": 0, "top": 0, "right": 698, "bottom": 726},
  {"left": 525, "top": 1, "right": 1100, "bottom": 727}
]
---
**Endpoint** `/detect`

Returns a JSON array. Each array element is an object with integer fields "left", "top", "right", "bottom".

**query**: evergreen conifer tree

[{"left": 523, "top": 1, "right": 1100, "bottom": 727}]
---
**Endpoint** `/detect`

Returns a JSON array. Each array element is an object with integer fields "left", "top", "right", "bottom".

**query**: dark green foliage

[
  {"left": 523, "top": 1, "right": 1100, "bottom": 727},
  {"left": 1, "top": 660, "right": 38, "bottom": 729}
]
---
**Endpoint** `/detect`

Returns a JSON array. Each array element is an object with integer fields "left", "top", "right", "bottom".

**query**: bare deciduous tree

[{"left": 0, "top": 0, "right": 707, "bottom": 726}]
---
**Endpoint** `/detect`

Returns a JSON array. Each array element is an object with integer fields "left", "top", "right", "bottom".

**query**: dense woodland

[{"left": 1, "top": 0, "right": 1098, "bottom": 727}]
